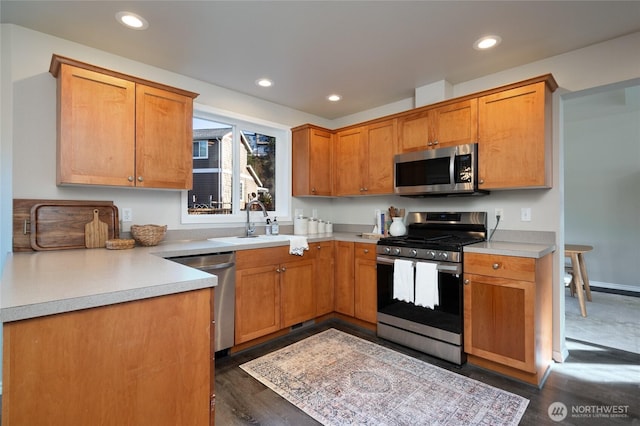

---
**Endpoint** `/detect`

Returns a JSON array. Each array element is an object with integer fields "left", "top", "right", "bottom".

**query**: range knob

[
  {"left": 427, "top": 251, "right": 436, "bottom": 259},
  {"left": 410, "top": 249, "right": 418, "bottom": 257},
  {"left": 393, "top": 247, "right": 402, "bottom": 256},
  {"left": 383, "top": 247, "right": 391, "bottom": 255},
  {"left": 439, "top": 252, "right": 448, "bottom": 261}
]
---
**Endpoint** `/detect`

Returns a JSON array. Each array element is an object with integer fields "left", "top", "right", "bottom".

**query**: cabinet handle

[
  {"left": 492, "top": 263, "right": 500, "bottom": 270},
  {"left": 464, "top": 279, "right": 470, "bottom": 285},
  {"left": 137, "top": 176, "right": 144, "bottom": 182},
  {"left": 128, "top": 176, "right": 134, "bottom": 182}
]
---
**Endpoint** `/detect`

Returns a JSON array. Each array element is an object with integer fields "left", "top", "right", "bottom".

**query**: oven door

[{"left": 376, "top": 255, "right": 463, "bottom": 334}]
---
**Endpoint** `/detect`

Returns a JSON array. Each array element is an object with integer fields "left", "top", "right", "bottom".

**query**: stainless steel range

[{"left": 376, "top": 211, "right": 486, "bottom": 364}]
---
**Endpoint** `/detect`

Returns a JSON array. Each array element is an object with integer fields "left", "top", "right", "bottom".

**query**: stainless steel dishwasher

[{"left": 168, "top": 252, "right": 236, "bottom": 353}]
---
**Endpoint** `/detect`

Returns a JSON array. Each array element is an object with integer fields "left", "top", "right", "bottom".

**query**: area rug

[{"left": 240, "top": 328, "right": 528, "bottom": 425}]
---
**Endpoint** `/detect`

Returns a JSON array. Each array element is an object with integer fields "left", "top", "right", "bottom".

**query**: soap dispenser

[{"left": 271, "top": 217, "right": 279, "bottom": 235}]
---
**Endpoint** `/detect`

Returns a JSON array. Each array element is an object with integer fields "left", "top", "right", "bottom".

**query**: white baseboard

[{"left": 589, "top": 280, "right": 640, "bottom": 294}]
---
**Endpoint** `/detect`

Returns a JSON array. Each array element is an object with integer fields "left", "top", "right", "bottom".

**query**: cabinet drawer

[
  {"left": 354, "top": 243, "right": 377, "bottom": 261},
  {"left": 464, "top": 252, "right": 535, "bottom": 281}
]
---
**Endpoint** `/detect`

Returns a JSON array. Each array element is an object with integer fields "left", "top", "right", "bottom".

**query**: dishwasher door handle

[{"left": 198, "top": 262, "right": 235, "bottom": 272}]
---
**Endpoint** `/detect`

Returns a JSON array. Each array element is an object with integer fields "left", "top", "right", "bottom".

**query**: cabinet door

[
  {"left": 334, "top": 127, "right": 365, "bottom": 195},
  {"left": 136, "top": 84, "right": 194, "bottom": 189},
  {"left": 235, "top": 264, "right": 280, "bottom": 344},
  {"left": 478, "top": 81, "right": 551, "bottom": 189},
  {"left": 364, "top": 120, "right": 397, "bottom": 195},
  {"left": 280, "top": 259, "right": 315, "bottom": 327},
  {"left": 397, "top": 109, "right": 430, "bottom": 152},
  {"left": 57, "top": 64, "right": 136, "bottom": 186},
  {"left": 334, "top": 241, "right": 355, "bottom": 316},
  {"left": 464, "top": 273, "right": 536, "bottom": 373},
  {"left": 354, "top": 244, "right": 378, "bottom": 323},
  {"left": 430, "top": 99, "right": 477, "bottom": 149},
  {"left": 314, "top": 242, "right": 335, "bottom": 316},
  {"left": 292, "top": 126, "right": 333, "bottom": 196}
]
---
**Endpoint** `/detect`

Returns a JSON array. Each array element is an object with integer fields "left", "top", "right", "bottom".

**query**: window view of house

[{"left": 188, "top": 117, "right": 276, "bottom": 215}]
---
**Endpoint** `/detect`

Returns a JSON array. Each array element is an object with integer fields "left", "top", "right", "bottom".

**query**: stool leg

[
  {"left": 570, "top": 253, "right": 587, "bottom": 317},
  {"left": 577, "top": 253, "right": 592, "bottom": 302}
]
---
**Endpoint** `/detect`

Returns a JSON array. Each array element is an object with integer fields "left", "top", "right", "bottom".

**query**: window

[{"left": 181, "top": 105, "right": 290, "bottom": 224}]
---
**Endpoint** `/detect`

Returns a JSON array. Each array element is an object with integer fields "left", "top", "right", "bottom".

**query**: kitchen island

[{"left": 1, "top": 246, "right": 218, "bottom": 425}]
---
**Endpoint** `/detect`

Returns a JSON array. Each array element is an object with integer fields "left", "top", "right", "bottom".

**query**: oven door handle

[{"left": 376, "top": 256, "right": 462, "bottom": 275}]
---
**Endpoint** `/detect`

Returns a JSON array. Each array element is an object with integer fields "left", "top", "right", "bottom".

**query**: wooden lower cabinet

[
  {"left": 463, "top": 252, "right": 552, "bottom": 386},
  {"left": 235, "top": 247, "right": 316, "bottom": 345},
  {"left": 334, "top": 241, "right": 355, "bottom": 316},
  {"left": 2, "top": 289, "right": 215, "bottom": 425},
  {"left": 313, "top": 241, "right": 335, "bottom": 316},
  {"left": 354, "top": 243, "right": 378, "bottom": 323},
  {"left": 334, "top": 241, "right": 377, "bottom": 324}
]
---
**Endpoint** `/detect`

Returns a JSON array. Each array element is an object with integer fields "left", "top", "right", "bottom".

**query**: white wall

[{"left": 564, "top": 81, "right": 640, "bottom": 290}]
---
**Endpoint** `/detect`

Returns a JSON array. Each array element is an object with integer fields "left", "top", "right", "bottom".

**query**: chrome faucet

[{"left": 245, "top": 199, "right": 268, "bottom": 237}]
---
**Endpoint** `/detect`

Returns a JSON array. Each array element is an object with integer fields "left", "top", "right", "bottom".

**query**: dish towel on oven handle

[
  {"left": 415, "top": 261, "right": 439, "bottom": 309},
  {"left": 393, "top": 259, "right": 415, "bottom": 303}
]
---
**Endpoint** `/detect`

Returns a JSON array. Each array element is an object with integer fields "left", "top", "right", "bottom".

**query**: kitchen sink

[{"left": 207, "top": 234, "right": 296, "bottom": 245}]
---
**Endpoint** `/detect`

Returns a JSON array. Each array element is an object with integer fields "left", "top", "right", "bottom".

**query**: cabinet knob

[
  {"left": 281, "top": 266, "right": 286, "bottom": 272},
  {"left": 128, "top": 176, "right": 134, "bottom": 182},
  {"left": 433, "top": 140, "right": 439, "bottom": 146},
  {"left": 363, "top": 249, "right": 369, "bottom": 254},
  {"left": 427, "top": 141, "right": 433, "bottom": 146},
  {"left": 464, "top": 279, "right": 470, "bottom": 285},
  {"left": 316, "top": 245, "right": 321, "bottom": 249},
  {"left": 492, "top": 263, "right": 500, "bottom": 270},
  {"left": 137, "top": 176, "right": 144, "bottom": 182},
  {"left": 479, "top": 179, "right": 484, "bottom": 184},
  {"left": 276, "top": 267, "right": 281, "bottom": 273},
  {"left": 311, "top": 187, "right": 316, "bottom": 192}
]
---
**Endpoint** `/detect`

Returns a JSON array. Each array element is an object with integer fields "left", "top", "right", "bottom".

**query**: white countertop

[
  {"left": 1, "top": 232, "right": 552, "bottom": 323},
  {"left": 465, "top": 240, "right": 556, "bottom": 258},
  {"left": 0, "top": 233, "right": 375, "bottom": 323}
]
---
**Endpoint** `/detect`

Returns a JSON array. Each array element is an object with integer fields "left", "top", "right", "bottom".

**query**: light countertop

[
  {"left": 0, "top": 233, "right": 376, "bottom": 323},
  {"left": 465, "top": 240, "right": 556, "bottom": 258}
]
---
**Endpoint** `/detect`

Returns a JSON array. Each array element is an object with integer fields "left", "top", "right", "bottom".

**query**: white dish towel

[
  {"left": 393, "top": 259, "right": 414, "bottom": 303},
  {"left": 415, "top": 262, "right": 439, "bottom": 309},
  {"left": 289, "top": 236, "right": 309, "bottom": 256}
]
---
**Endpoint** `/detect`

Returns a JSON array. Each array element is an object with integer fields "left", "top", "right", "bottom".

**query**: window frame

[{"left": 181, "top": 103, "right": 291, "bottom": 225}]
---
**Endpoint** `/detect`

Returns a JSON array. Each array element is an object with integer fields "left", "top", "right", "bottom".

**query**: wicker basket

[
  {"left": 130, "top": 224, "right": 167, "bottom": 246},
  {"left": 105, "top": 238, "right": 136, "bottom": 250}
]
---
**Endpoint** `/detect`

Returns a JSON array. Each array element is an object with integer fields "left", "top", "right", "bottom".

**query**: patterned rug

[{"left": 240, "top": 328, "right": 528, "bottom": 425}]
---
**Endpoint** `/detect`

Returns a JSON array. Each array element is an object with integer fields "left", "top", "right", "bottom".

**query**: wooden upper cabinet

[
  {"left": 398, "top": 99, "right": 477, "bottom": 152},
  {"left": 50, "top": 55, "right": 198, "bottom": 190},
  {"left": 477, "top": 77, "right": 556, "bottom": 190},
  {"left": 291, "top": 124, "right": 333, "bottom": 196},
  {"left": 334, "top": 119, "right": 397, "bottom": 196}
]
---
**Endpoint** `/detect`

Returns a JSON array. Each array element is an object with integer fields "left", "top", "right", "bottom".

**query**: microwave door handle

[{"left": 449, "top": 151, "right": 455, "bottom": 185}]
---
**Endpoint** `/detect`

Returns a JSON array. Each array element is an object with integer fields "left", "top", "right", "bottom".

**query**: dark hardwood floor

[{"left": 215, "top": 320, "right": 640, "bottom": 425}]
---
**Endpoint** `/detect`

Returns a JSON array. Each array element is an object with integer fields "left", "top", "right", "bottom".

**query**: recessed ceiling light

[
  {"left": 256, "top": 78, "right": 273, "bottom": 88},
  {"left": 327, "top": 94, "right": 341, "bottom": 102},
  {"left": 116, "top": 11, "right": 149, "bottom": 30},
  {"left": 473, "top": 35, "right": 501, "bottom": 50}
]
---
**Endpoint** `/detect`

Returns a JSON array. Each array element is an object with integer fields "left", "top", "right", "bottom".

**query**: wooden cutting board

[
  {"left": 13, "top": 200, "right": 119, "bottom": 251},
  {"left": 85, "top": 209, "right": 109, "bottom": 248}
]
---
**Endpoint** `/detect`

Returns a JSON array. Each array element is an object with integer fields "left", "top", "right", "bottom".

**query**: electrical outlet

[
  {"left": 521, "top": 207, "right": 532, "bottom": 222},
  {"left": 495, "top": 208, "right": 504, "bottom": 220},
  {"left": 122, "top": 208, "right": 133, "bottom": 222}
]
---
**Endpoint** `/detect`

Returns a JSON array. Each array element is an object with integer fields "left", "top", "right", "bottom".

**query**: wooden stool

[{"left": 565, "top": 244, "right": 593, "bottom": 317}]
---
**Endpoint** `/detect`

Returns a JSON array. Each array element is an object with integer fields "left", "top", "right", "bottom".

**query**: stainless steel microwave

[{"left": 394, "top": 143, "right": 487, "bottom": 196}]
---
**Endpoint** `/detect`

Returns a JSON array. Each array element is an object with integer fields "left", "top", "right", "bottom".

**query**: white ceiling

[{"left": 2, "top": 1, "right": 640, "bottom": 119}]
